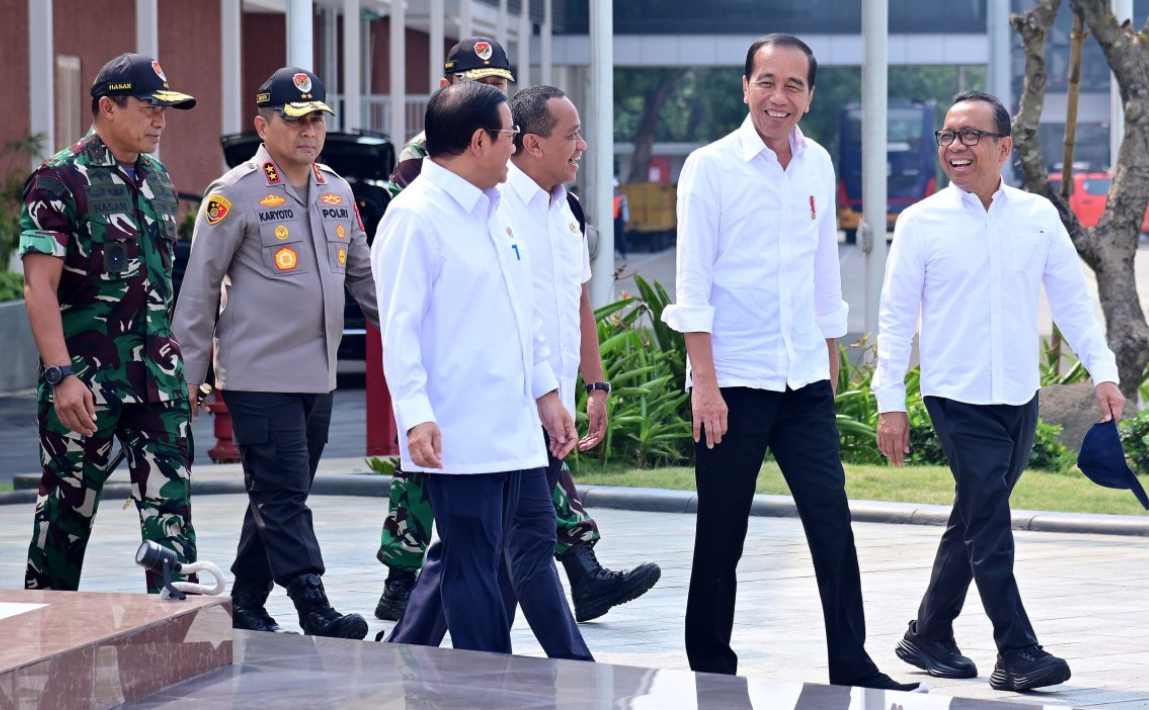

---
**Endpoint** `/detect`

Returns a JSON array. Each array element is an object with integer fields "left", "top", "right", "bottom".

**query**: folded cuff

[
  {"left": 874, "top": 386, "right": 909, "bottom": 414},
  {"left": 532, "top": 362, "right": 560, "bottom": 401},
  {"left": 816, "top": 301, "right": 849, "bottom": 339},
  {"left": 394, "top": 396, "right": 437, "bottom": 434},
  {"left": 661, "top": 304, "right": 715, "bottom": 334}
]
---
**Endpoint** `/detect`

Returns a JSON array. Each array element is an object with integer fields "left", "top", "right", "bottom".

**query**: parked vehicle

[
  {"left": 1047, "top": 171, "right": 1149, "bottom": 234},
  {"left": 837, "top": 99, "right": 938, "bottom": 242},
  {"left": 173, "top": 130, "right": 395, "bottom": 361}
]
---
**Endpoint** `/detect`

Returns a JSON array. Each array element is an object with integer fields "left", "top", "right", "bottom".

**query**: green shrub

[
  {"left": 1119, "top": 409, "right": 1149, "bottom": 475},
  {"left": 1028, "top": 419, "right": 1071, "bottom": 472},
  {"left": 0, "top": 271, "right": 23, "bottom": 302}
]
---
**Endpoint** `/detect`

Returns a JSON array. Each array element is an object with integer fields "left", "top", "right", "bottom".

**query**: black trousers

[
  {"left": 685, "top": 383, "right": 878, "bottom": 685},
  {"left": 223, "top": 390, "right": 333, "bottom": 587},
  {"left": 915, "top": 395, "right": 1040, "bottom": 652}
]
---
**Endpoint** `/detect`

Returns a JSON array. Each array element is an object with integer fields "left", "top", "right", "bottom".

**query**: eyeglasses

[
  {"left": 487, "top": 125, "right": 521, "bottom": 140},
  {"left": 934, "top": 129, "right": 1006, "bottom": 147}
]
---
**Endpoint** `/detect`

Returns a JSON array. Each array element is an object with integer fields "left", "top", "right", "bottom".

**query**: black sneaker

[
  {"left": 895, "top": 620, "right": 978, "bottom": 678},
  {"left": 852, "top": 671, "right": 929, "bottom": 694},
  {"left": 990, "top": 645, "right": 1071, "bottom": 691}
]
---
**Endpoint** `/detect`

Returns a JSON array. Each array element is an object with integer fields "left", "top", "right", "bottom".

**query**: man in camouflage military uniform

[
  {"left": 375, "top": 37, "right": 661, "bottom": 624},
  {"left": 173, "top": 67, "right": 377, "bottom": 639},
  {"left": 20, "top": 53, "right": 198, "bottom": 594}
]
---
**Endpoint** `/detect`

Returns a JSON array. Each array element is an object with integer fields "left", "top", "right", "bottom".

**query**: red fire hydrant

[{"left": 206, "top": 391, "right": 241, "bottom": 463}]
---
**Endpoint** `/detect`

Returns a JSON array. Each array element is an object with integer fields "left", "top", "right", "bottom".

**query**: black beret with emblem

[
  {"left": 256, "top": 67, "right": 335, "bottom": 119},
  {"left": 91, "top": 53, "right": 196, "bottom": 109},
  {"left": 444, "top": 37, "right": 515, "bottom": 82}
]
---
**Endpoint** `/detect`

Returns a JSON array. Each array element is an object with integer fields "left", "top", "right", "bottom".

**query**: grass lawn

[{"left": 572, "top": 462, "right": 1149, "bottom": 517}]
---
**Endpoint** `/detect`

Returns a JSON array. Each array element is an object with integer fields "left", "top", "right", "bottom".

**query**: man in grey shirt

[{"left": 173, "top": 67, "right": 377, "bottom": 639}]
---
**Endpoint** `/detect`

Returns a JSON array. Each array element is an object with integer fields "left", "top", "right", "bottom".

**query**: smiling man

[
  {"left": 661, "top": 34, "right": 921, "bottom": 692},
  {"left": 173, "top": 67, "right": 378, "bottom": 639},
  {"left": 874, "top": 91, "right": 1122, "bottom": 691},
  {"left": 20, "top": 52, "right": 197, "bottom": 594}
]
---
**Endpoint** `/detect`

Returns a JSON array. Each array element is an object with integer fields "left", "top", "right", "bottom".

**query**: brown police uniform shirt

[{"left": 173, "top": 144, "right": 379, "bottom": 393}]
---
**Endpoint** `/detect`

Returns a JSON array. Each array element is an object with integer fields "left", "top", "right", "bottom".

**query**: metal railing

[{"left": 328, "top": 94, "right": 431, "bottom": 143}]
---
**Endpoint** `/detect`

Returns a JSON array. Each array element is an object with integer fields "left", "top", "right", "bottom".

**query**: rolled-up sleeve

[
  {"left": 813, "top": 163, "right": 848, "bottom": 338},
  {"left": 872, "top": 212, "right": 926, "bottom": 413},
  {"left": 373, "top": 206, "right": 439, "bottom": 431},
  {"left": 1043, "top": 216, "right": 1119, "bottom": 386},
  {"left": 19, "top": 168, "right": 73, "bottom": 259},
  {"left": 661, "top": 154, "right": 718, "bottom": 334}
]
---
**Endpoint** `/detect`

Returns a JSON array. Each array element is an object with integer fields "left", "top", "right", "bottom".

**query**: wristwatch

[
  {"left": 43, "top": 365, "right": 75, "bottom": 387},
  {"left": 585, "top": 382, "right": 611, "bottom": 395}
]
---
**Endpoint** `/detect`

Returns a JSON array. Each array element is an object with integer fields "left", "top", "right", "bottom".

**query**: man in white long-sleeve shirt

[
  {"left": 874, "top": 91, "right": 1124, "bottom": 692},
  {"left": 371, "top": 81, "right": 589, "bottom": 658},
  {"left": 661, "top": 34, "right": 920, "bottom": 693}
]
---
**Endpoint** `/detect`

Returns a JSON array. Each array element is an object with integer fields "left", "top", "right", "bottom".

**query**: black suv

[{"left": 173, "top": 130, "right": 395, "bottom": 360}]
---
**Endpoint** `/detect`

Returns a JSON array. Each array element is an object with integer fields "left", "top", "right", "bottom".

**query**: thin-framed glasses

[
  {"left": 935, "top": 129, "right": 1006, "bottom": 147},
  {"left": 487, "top": 125, "right": 521, "bottom": 140}
]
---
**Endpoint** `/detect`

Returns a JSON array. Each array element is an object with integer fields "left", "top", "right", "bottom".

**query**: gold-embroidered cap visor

[
  {"left": 458, "top": 67, "right": 515, "bottom": 82},
  {"left": 280, "top": 100, "right": 336, "bottom": 118},
  {"left": 141, "top": 89, "right": 197, "bottom": 110}
]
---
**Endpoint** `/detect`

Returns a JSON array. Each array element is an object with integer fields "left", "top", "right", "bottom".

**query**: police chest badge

[{"left": 205, "top": 195, "right": 232, "bottom": 225}]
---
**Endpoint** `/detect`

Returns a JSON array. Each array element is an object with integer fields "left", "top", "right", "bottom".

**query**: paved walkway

[{"left": 2, "top": 493, "right": 1147, "bottom": 708}]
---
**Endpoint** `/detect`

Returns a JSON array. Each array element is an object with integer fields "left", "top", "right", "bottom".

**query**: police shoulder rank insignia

[
  {"left": 336, "top": 224, "right": 346, "bottom": 239},
  {"left": 274, "top": 246, "right": 299, "bottom": 271},
  {"left": 263, "top": 162, "right": 282, "bottom": 184},
  {"left": 320, "top": 193, "right": 342, "bottom": 206},
  {"left": 205, "top": 195, "right": 232, "bottom": 225},
  {"left": 313, "top": 164, "right": 326, "bottom": 184},
  {"left": 274, "top": 225, "right": 290, "bottom": 240},
  {"left": 260, "top": 194, "right": 287, "bottom": 208}
]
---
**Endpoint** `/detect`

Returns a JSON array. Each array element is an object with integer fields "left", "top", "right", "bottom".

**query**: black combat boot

[
  {"left": 374, "top": 567, "right": 418, "bottom": 621},
  {"left": 231, "top": 578, "right": 298, "bottom": 634},
  {"left": 285, "top": 573, "right": 368, "bottom": 640},
  {"left": 559, "top": 542, "right": 661, "bottom": 622}
]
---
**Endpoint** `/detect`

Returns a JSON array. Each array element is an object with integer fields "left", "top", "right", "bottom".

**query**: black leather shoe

[
  {"left": 851, "top": 670, "right": 929, "bottom": 694},
  {"left": 375, "top": 567, "right": 417, "bottom": 621},
  {"left": 895, "top": 620, "right": 978, "bottom": 678},
  {"left": 286, "top": 573, "right": 368, "bottom": 640},
  {"left": 231, "top": 578, "right": 298, "bottom": 634},
  {"left": 559, "top": 543, "right": 661, "bottom": 622},
  {"left": 990, "top": 645, "right": 1071, "bottom": 691}
]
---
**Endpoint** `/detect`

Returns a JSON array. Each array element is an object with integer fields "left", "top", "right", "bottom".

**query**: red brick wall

[
  {"left": 369, "top": 19, "right": 435, "bottom": 95},
  {"left": 242, "top": 13, "right": 288, "bottom": 134},
  {"left": 0, "top": 0, "right": 30, "bottom": 178},
  {"left": 159, "top": 0, "right": 223, "bottom": 197}
]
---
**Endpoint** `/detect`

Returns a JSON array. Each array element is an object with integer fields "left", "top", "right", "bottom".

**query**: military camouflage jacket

[
  {"left": 385, "top": 131, "right": 428, "bottom": 198},
  {"left": 19, "top": 133, "right": 186, "bottom": 405}
]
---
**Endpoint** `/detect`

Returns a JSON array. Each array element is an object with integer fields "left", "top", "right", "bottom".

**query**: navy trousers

[
  {"left": 915, "top": 395, "right": 1040, "bottom": 652},
  {"left": 387, "top": 460, "right": 591, "bottom": 660}
]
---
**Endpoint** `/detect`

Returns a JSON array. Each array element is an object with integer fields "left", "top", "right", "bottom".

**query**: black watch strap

[
  {"left": 44, "top": 365, "right": 75, "bottom": 387},
  {"left": 585, "top": 381, "right": 611, "bottom": 394}
]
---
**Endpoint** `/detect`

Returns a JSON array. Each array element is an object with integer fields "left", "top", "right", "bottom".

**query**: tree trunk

[
  {"left": 627, "top": 68, "right": 685, "bottom": 184},
  {"left": 1012, "top": 0, "right": 1149, "bottom": 400}
]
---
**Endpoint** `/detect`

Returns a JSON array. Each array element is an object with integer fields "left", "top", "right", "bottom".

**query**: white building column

[
  {"left": 458, "top": 0, "right": 472, "bottom": 39},
  {"left": 587, "top": 0, "right": 613, "bottom": 308},
  {"left": 497, "top": 0, "right": 508, "bottom": 43},
  {"left": 343, "top": 0, "right": 362, "bottom": 131},
  {"left": 430, "top": 0, "right": 445, "bottom": 91},
  {"left": 221, "top": 0, "right": 243, "bottom": 137},
  {"left": 516, "top": 1, "right": 530, "bottom": 88},
  {"left": 390, "top": 0, "right": 406, "bottom": 141},
  {"left": 1110, "top": 0, "right": 1133, "bottom": 167},
  {"left": 136, "top": 0, "right": 159, "bottom": 58},
  {"left": 28, "top": 0, "right": 54, "bottom": 162},
  {"left": 861, "top": 0, "right": 888, "bottom": 337},
  {"left": 287, "top": 0, "right": 314, "bottom": 69},
  {"left": 987, "top": 0, "right": 1013, "bottom": 184},
  {"left": 541, "top": 0, "right": 552, "bottom": 86}
]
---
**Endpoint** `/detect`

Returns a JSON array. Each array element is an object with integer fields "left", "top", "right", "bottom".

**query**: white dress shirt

[
  {"left": 500, "top": 163, "right": 592, "bottom": 419},
  {"left": 372, "top": 158, "right": 559, "bottom": 474},
  {"left": 873, "top": 182, "right": 1119, "bottom": 412},
  {"left": 661, "top": 117, "right": 848, "bottom": 391}
]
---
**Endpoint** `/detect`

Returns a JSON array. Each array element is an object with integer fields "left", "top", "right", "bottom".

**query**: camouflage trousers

[
  {"left": 26, "top": 396, "right": 198, "bottom": 594},
  {"left": 377, "top": 465, "right": 601, "bottom": 573}
]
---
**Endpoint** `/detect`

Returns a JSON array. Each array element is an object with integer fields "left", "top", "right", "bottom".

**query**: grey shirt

[{"left": 173, "top": 144, "right": 379, "bottom": 393}]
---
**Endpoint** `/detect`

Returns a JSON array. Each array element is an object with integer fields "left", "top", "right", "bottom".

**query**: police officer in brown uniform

[{"left": 173, "top": 67, "right": 377, "bottom": 639}]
